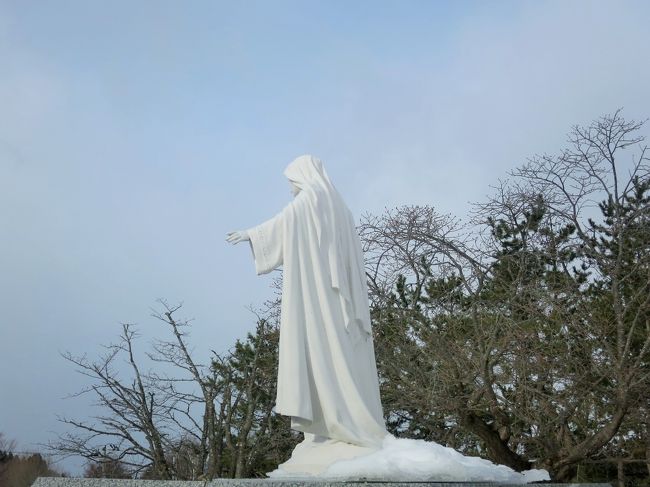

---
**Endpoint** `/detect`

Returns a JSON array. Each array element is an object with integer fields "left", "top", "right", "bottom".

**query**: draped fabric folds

[{"left": 247, "top": 154, "right": 387, "bottom": 447}]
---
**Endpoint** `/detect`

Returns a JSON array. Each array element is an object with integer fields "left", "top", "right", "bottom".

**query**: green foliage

[{"left": 365, "top": 111, "right": 650, "bottom": 483}]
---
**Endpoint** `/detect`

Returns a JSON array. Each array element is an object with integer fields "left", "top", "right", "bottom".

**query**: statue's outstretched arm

[{"left": 225, "top": 230, "right": 250, "bottom": 244}]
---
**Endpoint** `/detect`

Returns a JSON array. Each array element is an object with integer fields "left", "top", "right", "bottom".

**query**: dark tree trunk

[{"left": 461, "top": 412, "right": 532, "bottom": 472}]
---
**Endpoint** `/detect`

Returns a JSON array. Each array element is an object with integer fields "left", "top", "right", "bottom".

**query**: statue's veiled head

[{"left": 284, "top": 154, "right": 330, "bottom": 196}]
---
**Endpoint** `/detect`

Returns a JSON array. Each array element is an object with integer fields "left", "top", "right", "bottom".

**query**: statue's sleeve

[{"left": 248, "top": 210, "right": 284, "bottom": 275}]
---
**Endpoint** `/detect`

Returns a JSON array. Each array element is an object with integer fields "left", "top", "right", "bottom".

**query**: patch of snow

[{"left": 272, "top": 434, "right": 551, "bottom": 483}]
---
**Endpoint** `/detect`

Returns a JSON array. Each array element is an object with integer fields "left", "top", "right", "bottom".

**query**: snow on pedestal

[{"left": 267, "top": 434, "right": 550, "bottom": 483}]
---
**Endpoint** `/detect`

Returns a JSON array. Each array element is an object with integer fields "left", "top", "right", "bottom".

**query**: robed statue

[
  {"left": 227, "top": 154, "right": 388, "bottom": 475},
  {"left": 226, "top": 155, "right": 549, "bottom": 482}
]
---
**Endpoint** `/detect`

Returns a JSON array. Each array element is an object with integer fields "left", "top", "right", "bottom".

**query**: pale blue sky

[{"left": 1, "top": 0, "right": 649, "bottom": 475}]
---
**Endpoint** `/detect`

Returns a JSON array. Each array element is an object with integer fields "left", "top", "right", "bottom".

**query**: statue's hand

[{"left": 226, "top": 230, "right": 250, "bottom": 245}]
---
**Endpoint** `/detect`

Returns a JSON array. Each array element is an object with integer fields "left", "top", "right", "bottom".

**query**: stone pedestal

[
  {"left": 34, "top": 478, "right": 613, "bottom": 487},
  {"left": 267, "top": 433, "right": 379, "bottom": 477}
]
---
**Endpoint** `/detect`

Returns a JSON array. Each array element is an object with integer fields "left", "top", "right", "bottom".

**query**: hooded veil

[
  {"left": 283, "top": 155, "right": 372, "bottom": 336},
  {"left": 247, "top": 154, "right": 387, "bottom": 449}
]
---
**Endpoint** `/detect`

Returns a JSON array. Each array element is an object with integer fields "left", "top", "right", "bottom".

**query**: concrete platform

[{"left": 33, "top": 478, "right": 613, "bottom": 487}]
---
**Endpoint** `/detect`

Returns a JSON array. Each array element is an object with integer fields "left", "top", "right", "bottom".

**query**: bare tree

[
  {"left": 83, "top": 457, "right": 131, "bottom": 479},
  {"left": 506, "top": 109, "right": 650, "bottom": 478},
  {"left": 0, "top": 433, "right": 18, "bottom": 480},
  {"left": 49, "top": 299, "right": 297, "bottom": 479},
  {"left": 52, "top": 322, "right": 175, "bottom": 477}
]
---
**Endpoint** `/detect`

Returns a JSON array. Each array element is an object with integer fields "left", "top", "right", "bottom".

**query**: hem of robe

[
  {"left": 289, "top": 414, "right": 386, "bottom": 449},
  {"left": 275, "top": 397, "right": 313, "bottom": 424}
]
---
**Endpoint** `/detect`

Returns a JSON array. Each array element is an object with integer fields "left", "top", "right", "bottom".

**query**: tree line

[
  {"left": 40, "top": 110, "right": 649, "bottom": 485},
  {"left": 1, "top": 434, "right": 64, "bottom": 487}
]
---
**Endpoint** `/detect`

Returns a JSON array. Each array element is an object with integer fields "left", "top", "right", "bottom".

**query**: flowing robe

[{"left": 248, "top": 191, "right": 387, "bottom": 448}]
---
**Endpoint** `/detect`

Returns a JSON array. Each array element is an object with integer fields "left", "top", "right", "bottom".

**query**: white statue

[
  {"left": 227, "top": 154, "right": 550, "bottom": 482},
  {"left": 227, "top": 154, "right": 388, "bottom": 475}
]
